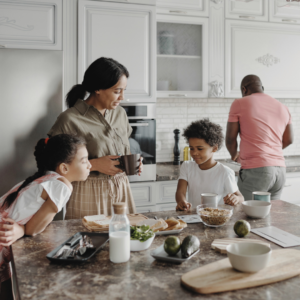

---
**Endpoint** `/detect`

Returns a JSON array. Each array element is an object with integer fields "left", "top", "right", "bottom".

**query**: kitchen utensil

[
  {"left": 242, "top": 200, "right": 271, "bottom": 218},
  {"left": 211, "top": 238, "right": 270, "bottom": 254},
  {"left": 226, "top": 243, "right": 271, "bottom": 272},
  {"left": 119, "top": 154, "right": 141, "bottom": 176},
  {"left": 150, "top": 245, "right": 199, "bottom": 264},
  {"left": 47, "top": 232, "right": 108, "bottom": 263},
  {"left": 154, "top": 228, "right": 183, "bottom": 236},
  {"left": 201, "top": 193, "right": 218, "bottom": 206},
  {"left": 181, "top": 249, "right": 300, "bottom": 294},
  {"left": 197, "top": 204, "right": 233, "bottom": 227},
  {"left": 130, "top": 235, "right": 155, "bottom": 251},
  {"left": 252, "top": 191, "right": 271, "bottom": 202}
]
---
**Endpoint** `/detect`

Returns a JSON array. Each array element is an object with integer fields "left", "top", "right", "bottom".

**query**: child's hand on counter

[
  {"left": 223, "top": 193, "right": 239, "bottom": 206},
  {"left": 176, "top": 200, "right": 192, "bottom": 211}
]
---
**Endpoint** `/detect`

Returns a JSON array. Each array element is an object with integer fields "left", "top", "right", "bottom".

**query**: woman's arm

[
  {"left": 175, "top": 179, "right": 191, "bottom": 211},
  {"left": 0, "top": 218, "right": 25, "bottom": 246},
  {"left": 89, "top": 155, "right": 123, "bottom": 175},
  {"left": 223, "top": 190, "right": 244, "bottom": 206}
]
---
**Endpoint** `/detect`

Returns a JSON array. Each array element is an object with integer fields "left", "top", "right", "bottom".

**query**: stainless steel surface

[
  {"left": 0, "top": 49, "right": 63, "bottom": 197},
  {"left": 129, "top": 123, "right": 149, "bottom": 127},
  {"left": 128, "top": 164, "right": 156, "bottom": 182},
  {"left": 121, "top": 103, "right": 156, "bottom": 119}
]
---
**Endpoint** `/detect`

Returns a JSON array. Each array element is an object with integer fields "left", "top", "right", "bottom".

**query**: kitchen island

[{"left": 12, "top": 200, "right": 300, "bottom": 300}]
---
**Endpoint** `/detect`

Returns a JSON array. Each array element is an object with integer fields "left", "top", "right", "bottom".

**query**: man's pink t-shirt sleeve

[
  {"left": 228, "top": 99, "right": 240, "bottom": 122},
  {"left": 287, "top": 108, "right": 292, "bottom": 124}
]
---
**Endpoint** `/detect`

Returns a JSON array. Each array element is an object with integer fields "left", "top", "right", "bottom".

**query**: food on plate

[
  {"left": 82, "top": 215, "right": 111, "bottom": 232},
  {"left": 163, "top": 217, "right": 181, "bottom": 231},
  {"left": 149, "top": 217, "right": 187, "bottom": 232},
  {"left": 234, "top": 220, "right": 251, "bottom": 237},
  {"left": 181, "top": 235, "right": 200, "bottom": 258},
  {"left": 199, "top": 207, "right": 231, "bottom": 226},
  {"left": 130, "top": 225, "right": 154, "bottom": 242},
  {"left": 164, "top": 236, "right": 181, "bottom": 256},
  {"left": 150, "top": 219, "right": 168, "bottom": 232}
]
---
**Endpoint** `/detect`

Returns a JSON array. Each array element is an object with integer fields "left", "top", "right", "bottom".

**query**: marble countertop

[
  {"left": 12, "top": 201, "right": 300, "bottom": 300},
  {"left": 157, "top": 156, "right": 300, "bottom": 181}
]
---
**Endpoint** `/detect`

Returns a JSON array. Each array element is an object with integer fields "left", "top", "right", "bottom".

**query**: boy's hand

[
  {"left": 176, "top": 200, "right": 192, "bottom": 211},
  {"left": 223, "top": 194, "right": 239, "bottom": 206},
  {"left": 0, "top": 218, "right": 25, "bottom": 247}
]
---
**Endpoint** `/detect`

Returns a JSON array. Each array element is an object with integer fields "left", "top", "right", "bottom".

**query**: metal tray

[
  {"left": 150, "top": 245, "right": 200, "bottom": 264},
  {"left": 155, "top": 228, "right": 183, "bottom": 236},
  {"left": 177, "top": 215, "right": 202, "bottom": 224},
  {"left": 46, "top": 232, "right": 108, "bottom": 263}
]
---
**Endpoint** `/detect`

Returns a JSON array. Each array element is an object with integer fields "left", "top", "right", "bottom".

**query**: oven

[{"left": 121, "top": 103, "right": 156, "bottom": 182}]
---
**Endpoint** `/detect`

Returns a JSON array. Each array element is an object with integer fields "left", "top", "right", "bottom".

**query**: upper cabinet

[
  {"left": 225, "top": 0, "right": 268, "bottom": 22},
  {"left": 225, "top": 20, "right": 300, "bottom": 99},
  {"left": 156, "top": 14, "right": 208, "bottom": 98},
  {"left": 78, "top": 0, "right": 156, "bottom": 103},
  {"left": 157, "top": 0, "right": 209, "bottom": 17},
  {"left": 0, "top": 0, "right": 62, "bottom": 50},
  {"left": 270, "top": 0, "right": 300, "bottom": 24}
]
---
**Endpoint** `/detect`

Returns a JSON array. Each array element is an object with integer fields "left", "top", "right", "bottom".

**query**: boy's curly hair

[{"left": 183, "top": 118, "right": 224, "bottom": 150}]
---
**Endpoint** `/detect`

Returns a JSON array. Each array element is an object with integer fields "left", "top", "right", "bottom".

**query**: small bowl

[
  {"left": 242, "top": 200, "right": 271, "bottom": 218},
  {"left": 227, "top": 242, "right": 271, "bottom": 272},
  {"left": 197, "top": 204, "right": 233, "bottom": 227},
  {"left": 130, "top": 236, "right": 155, "bottom": 251}
]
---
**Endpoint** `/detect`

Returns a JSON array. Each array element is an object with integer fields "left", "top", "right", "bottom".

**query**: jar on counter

[
  {"left": 183, "top": 146, "right": 190, "bottom": 161},
  {"left": 109, "top": 203, "right": 130, "bottom": 263}
]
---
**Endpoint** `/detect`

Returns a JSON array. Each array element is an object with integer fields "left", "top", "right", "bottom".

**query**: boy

[{"left": 176, "top": 119, "right": 244, "bottom": 211}]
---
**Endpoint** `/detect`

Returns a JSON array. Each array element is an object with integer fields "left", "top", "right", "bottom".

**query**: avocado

[
  {"left": 164, "top": 236, "right": 181, "bottom": 256},
  {"left": 181, "top": 235, "right": 200, "bottom": 258}
]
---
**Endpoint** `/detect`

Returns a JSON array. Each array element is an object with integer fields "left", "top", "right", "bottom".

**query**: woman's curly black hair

[{"left": 183, "top": 118, "right": 224, "bottom": 150}]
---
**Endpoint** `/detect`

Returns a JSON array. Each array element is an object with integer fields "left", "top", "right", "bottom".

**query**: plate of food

[{"left": 137, "top": 217, "right": 187, "bottom": 235}]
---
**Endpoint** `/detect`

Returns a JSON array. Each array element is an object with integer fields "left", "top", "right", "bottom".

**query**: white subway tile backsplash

[{"left": 156, "top": 98, "right": 300, "bottom": 162}]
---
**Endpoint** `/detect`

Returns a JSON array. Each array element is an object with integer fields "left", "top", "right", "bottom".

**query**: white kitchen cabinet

[
  {"left": 156, "top": 203, "right": 177, "bottom": 212},
  {"left": 156, "top": 0, "right": 209, "bottom": 17},
  {"left": 157, "top": 181, "right": 177, "bottom": 203},
  {"left": 156, "top": 14, "right": 208, "bottom": 98},
  {"left": 269, "top": 0, "right": 300, "bottom": 24},
  {"left": 96, "top": 0, "right": 155, "bottom": 5},
  {"left": 130, "top": 182, "right": 156, "bottom": 207},
  {"left": 78, "top": 0, "right": 156, "bottom": 102},
  {"left": 225, "top": 0, "right": 268, "bottom": 22},
  {"left": 281, "top": 173, "right": 300, "bottom": 205},
  {"left": 0, "top": 0, "right": 62, "bottom": 50},
  {"left": 136, "top": 205, "right": 157, "bottom": 213},
  {"left": 225, "top": 19, "right": 300, "bottom": 98}
]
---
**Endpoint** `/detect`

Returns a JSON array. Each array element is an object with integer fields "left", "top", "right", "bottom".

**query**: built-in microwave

[{"left": 121, "top": 103, "right": 156, "bottom": 182}]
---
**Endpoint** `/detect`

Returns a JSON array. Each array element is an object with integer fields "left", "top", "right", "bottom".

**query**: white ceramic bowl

[
  {"left": 130, "top": 236, "right": 155, "bottom": 252},
  {"left": 227, "top": 242, "right": 271, "bottom": 272},
  {"left": 242, "top": 200, "right": 271, "bottom": 218}
]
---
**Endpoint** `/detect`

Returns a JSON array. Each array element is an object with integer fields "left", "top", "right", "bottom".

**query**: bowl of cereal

[{"left": 197, "top": 204, "right": 233, "bottom": 227}]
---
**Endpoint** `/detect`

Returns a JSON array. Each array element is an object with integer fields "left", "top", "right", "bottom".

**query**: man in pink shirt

[{"left": 226, "top": 75, "right": 293, "bottom": 200}]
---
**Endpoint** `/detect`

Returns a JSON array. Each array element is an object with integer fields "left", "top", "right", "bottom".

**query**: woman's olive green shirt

[{"left": 48, "top": 99, "right": 132, "bottom": 164}]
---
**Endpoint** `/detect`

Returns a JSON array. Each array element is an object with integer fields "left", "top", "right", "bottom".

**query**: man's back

[{"left": 228, "top": 93, "right": 291, "bottom": 169}]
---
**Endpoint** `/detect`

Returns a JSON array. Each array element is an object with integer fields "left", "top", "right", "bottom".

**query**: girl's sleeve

[{"left": 40, "top": 180, "right": 71, "bottom": 212}]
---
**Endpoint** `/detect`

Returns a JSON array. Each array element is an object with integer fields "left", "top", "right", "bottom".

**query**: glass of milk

[{"left": 109, "top": 203, "right": 130, "bottom": 263}]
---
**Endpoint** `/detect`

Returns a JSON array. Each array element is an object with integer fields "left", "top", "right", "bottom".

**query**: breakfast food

[
  {"left": 150, "top": 219, "right": 168, "bottom": 232},
  {"left": 164, "top": 236, "right": 181, "bottom": 256},
  {"left": 199, "top": 207, "right": 231, "bottom": 226},
  {"left": 181, "top": 235, "right": 200, "bottom": 258},
  {"left": 234, "top": 220, "right": 251, "bottom": 237},
  {"left": 82, "top": 215, "right": 111, "bottom": 232}
]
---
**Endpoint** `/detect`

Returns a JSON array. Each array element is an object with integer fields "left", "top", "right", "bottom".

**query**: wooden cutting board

[
  {"left": 181, "top": 249, "right": 300, "bottom": 294},
  {"left": 212, "top": 238, "right": 270, "bottom": 254}
]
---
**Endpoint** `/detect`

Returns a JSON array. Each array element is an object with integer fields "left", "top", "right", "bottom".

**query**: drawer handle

[
  {"left": 168, "top": 94, "right": 187, "bottom": 97},
  {"left": 169, "top": 10, "right": 187, "bottom": 14},
  {"left": 0, "top": 45, "right": 6, "bottom": 48},
  {"left": 239, "top": 15, "right": 256, "bottom": 20},
  {"left": 129, "top": 123, "right": 149, "bottom": 127},
  {"left": 282, "top": 19, "right": 297, "bottom": 23},
  {"left": 284, "top": 184, "right": 292, "bottom": 187}
]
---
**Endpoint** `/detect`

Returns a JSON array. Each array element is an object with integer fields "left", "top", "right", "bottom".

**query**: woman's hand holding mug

[{"left": 90, "top": 155, "right": 123, "bottom": 176}]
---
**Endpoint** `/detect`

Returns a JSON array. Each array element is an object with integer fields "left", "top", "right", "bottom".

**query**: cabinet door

[
  {"left": 78, "top": 0, "right": 156, "bottom": 102},
  {"left": 136, "top": 205, "right": 157, "bottom": 213},
  {"left": 156, "top": 14, "right": 208, "bottom": 98},
  {"left": 157, "top": 181, "right": 178, "bottom": 204},
  {"left": 281, "top": 173, "right": 300, "bottom": 205},
  {"left": 130, "top": 182, "right": 156, "bottom": 206},
  {"left": 225, "top": 0, "right": 268, "bottom": 22},
  {"left": 270, "top": 0, "right": 300, "bottom": 24},
  {"left": 156, "top": 203, "right": 177, "bottom": 212},
  {"left": 157, "top": 0, "right": 209, "bottom": 17},
  {"left": 225, "top": 20, "right": 300, "bottom": 98},
  {"left": 0, "top": 0, "right": 62, "bottom": 50},
  {"left": 96, "top": 0, "right": 155, "bottom": 4}
]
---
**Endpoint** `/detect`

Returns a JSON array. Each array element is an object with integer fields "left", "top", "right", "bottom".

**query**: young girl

[{"left": 0, "top": 134, "right": 91, "bottom": 299}]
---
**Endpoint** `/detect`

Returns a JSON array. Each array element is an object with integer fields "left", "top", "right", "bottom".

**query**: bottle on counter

[
  {"left": 183, "top": 146, "right": 190, "bottom": 161},
  {"left": 109, "top": 203, "right": 130, "bottom": 263}
]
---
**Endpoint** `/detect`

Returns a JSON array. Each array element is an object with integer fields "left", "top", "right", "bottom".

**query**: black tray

[{"left": 46, "top": 232, "right": 109, "bottom": 263}]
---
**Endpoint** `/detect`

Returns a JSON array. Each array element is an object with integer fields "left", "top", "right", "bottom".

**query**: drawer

[
  {"left": 157, "top": 181, "right": 178, "bottom": 204},
  {"left": 130, "top": 183, "right": 155, "bottom": 206}
]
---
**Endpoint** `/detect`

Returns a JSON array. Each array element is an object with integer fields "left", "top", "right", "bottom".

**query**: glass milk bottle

[{"left": 109, "top": 203, "right": 130, "bottom": 263}]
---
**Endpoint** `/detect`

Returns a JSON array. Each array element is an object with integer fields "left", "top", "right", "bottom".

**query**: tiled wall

[{"left": 156, "top": 98, "right": 300, "bottom": 163}]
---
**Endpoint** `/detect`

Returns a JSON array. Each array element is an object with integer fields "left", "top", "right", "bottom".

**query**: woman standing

[{"left": 48, "top": 57, "right": 141, "bottom": 219}]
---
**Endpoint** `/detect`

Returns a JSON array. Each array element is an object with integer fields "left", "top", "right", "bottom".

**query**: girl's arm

[
  {"left": 0, "top": 218, "right": 25, "bottom": 247},
  {"left": 175, "top": 179, "right": 191, "bottom": 211},
  {"left": 223, "top": 190, "right": 244, "bottom": 206}
]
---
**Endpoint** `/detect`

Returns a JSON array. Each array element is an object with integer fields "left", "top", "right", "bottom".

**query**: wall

[{"left": 156, "top": 98, "right": 300, "bottom": 163}]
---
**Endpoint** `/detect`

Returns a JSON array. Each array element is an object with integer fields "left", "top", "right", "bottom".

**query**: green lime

[
  {"left": 234, "top": 220, "right": 251, "bottom": 237},
  {"left": 164, "top": 236, "right": 181, "bottom": 256}
]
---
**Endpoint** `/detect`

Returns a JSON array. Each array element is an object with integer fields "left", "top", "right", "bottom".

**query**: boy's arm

[
  {"left": 224, "top": 190, "right": 244, "bottom": 206},
  {"left": 175, "top": 179, "right": 191, "bottom": 211}
]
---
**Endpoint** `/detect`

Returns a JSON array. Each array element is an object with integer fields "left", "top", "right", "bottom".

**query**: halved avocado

[{"left": 181, "top": 235, "right": 200, "bottom": 258}]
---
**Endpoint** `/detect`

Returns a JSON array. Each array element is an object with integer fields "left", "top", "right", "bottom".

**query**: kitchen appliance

[{"left": 121, "top": 103, "right": 156, "bottom": 182}]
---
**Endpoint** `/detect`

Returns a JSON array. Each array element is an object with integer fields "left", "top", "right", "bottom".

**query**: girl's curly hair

[{"left": 183, "top": 118, "right": 224, "bottom": 150}]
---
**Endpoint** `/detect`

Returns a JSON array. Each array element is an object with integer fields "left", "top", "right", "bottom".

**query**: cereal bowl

[
  {"left": 197, "top": 204, "right": 233, "bottom": 227},
  {"left": 242, "top": 200, "right": 271, "bottom": 218}
]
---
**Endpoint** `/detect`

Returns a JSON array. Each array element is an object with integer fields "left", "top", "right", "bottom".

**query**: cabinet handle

[
  {"left": 284, "top": 184, "right": 292, "bottom": 187},
  {"left": 168, "top": 94, "right": 187, "bottom": 97},
  {"left": 0, "top": 45, "right": 6, "bottom": 48},
  {"left": 239, "top": 15, "right": 256, "bottom": 20},
  {"left": 282, "top": 19, "right": 297, "bottom": 23},
  {"left": 169, "top": 10, "right": 187, "bottom": 14}
]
